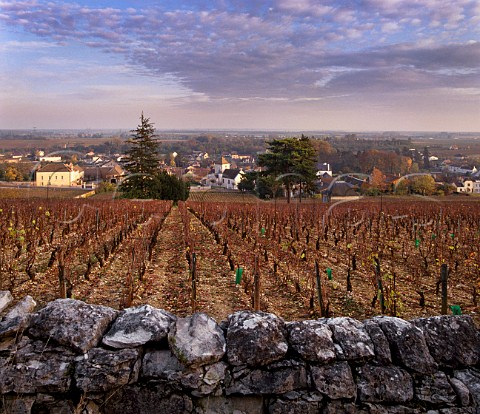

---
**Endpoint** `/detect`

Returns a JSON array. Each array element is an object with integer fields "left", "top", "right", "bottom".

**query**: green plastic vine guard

[
  {"left": 450, "top": 305, "right": 462, "bottom": 315},
  {"left": 326, "top": 267, "right": 332, "bottom": 280},
  {"left": 235, "top": 267, "right": 243, "bottom": 284}
]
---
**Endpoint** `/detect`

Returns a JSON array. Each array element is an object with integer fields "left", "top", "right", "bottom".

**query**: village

[{"left": 0, "top": 135, "right": 480, "bottom": 197}]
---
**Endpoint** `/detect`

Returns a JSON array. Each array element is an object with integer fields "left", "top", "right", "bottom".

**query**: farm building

[
  {"left": 35, "top": 163, "right": 84, "bottom": 187},
  {"left": 83, "top": 162, "right": 125, "bottom": 185}
]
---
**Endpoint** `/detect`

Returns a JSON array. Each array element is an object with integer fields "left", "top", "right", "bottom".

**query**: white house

[
  {"left": 446, "top": 165, "right": 478, "bottom": 175},
  {"left": 316, "top": 162, "right": 332, "bottom": 177},
  {"left": 204, "top": 157, "right": 232, "bottom": 187},
  {"left": 456, "top": 180, "right": 480, "bottom": 194},
  {"left": 39, "top": 156, "right": 62, "bottom": 163},
  {"left": 221, "top": 169, "right": 244, "bottom": 190}
]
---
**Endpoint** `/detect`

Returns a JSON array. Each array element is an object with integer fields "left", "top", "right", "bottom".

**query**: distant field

[
  {"left": 0, "top": 137, "right": 114, "bottom": 150},
  {"left": 0, "top": 137, "right": 185, "bottom": 151},
  {"left": 188, "top": 190, "right": 260, "bottom": 203},
  {"left": 0, "top": 187, "right": 92, "bottom": 199},
  {"left": 188, "top": 190, "right": 479, "bottom": 205}
]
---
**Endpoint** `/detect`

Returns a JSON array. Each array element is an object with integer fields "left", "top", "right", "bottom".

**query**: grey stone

[
  {"left": 282, "top": 391, "right": 301, "bottom": 400},
  {"left": 0, "top": 290, "right": 13, "bottom": 313},
  {"left": 103, "top": 384, "right": 193, "bottom": 414},
  {"left": 439, "top": 409, "right": 477, "bottom": 414},
  {"left": 302, "top": 392, "right": 323, "bottom": 403},
  {"left": 322, "top": 401, "right": 358, "bottom": 413},
  {"left": 31, "top": 395, "right": 75, "bottom": 414},
  {"left": 268, "top": 398, "right": 322, "bottom": 414},
  {"left": 454, "top": 368, "right": 480, "bottom": 406},
  {"left": 144, "top": 351, "right": 227, "bottom": 396},
  {"left": 0, "top": 295, "right": 36, "bottom": 339},
  {"left": 188, "top": 362, "right": 228, "bottom": 397},
  {"left": 414, "top": 372, "right": 456, "bottom": 406},
  {"left": 203, "top": 362, "right": 227, "bottom": 386},
  {"left": 195, "top": 396, "right": 264, "bottom": 414},
  {"left": 178, "top": 366, "right": 203, "bottom": 390},
  {"left": 373, "top": 316, "right": 437, "bottom": 374},
  {"left": 364, "top": 404, "right": 423, "bottom": 413},
  {"left": 1, "top": 396, "right": 35, "bottom": 414},
  {"left": 141, "top": 349, "right": 185, "bottom": 379},
  {"left": 311, "top": 361, "right": 356, "bottom": 399},
  {"left": 102, "top": 304, "right": 175, "bottom": 348},
  {"left": 448, "top": 377, "right": 471, "bottom": 407},
  {"left": 0, "top": 338, "right": 74, "bottom": 394},
  {"left": 227, "top": 310, "right": 288, "bottom": 367},
  {"left": 412, "top": 315, "right": 480, "bottom": 368},
  {"left": 356, "top": 364, "right": 414, "bottom": 403},
  {"left": 28, "top": 299, "right": 117, "bottom": 353},
  {"left": 363, "top": 319, "right": 392, "bottom": 365},
  {"left": 327, "top": 317, "right": 375, "bottom": 361},
  {"left": 75, "top": 347, "right": 140, "bottom": 393},
  {"left": 5, "top": 295, "right": 36, "bottom": 319},
  {"left": 286, "top": 320, "right": 336, "bottom": 363},
  {"left": 226, "top": 361, "right": 308, "bottom": 395},
  {"left": 169, "top": 312, "right": 226, "bottom": 368},
  {"left": 0, "top": 316, "right": 28, "bottom": 339}
]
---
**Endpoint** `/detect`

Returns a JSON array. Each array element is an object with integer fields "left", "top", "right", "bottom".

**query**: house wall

[
  {"left": 36, "top": 170, "right": 83, "bottom": 187},
  {"left": 221, "top": 173, "right": 243, "bottom": 190},
  {"left": 457, "top": 180, "right": 480, "bottom": 194},
  {"left": 214, "top": 162, "right": 230, "bottom": 174}
]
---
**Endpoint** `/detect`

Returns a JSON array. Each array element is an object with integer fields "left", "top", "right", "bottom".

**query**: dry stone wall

[{"left": 0, "top": 290, "right": 479, "bottom": 414}]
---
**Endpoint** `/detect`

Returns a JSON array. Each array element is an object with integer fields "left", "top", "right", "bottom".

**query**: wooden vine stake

[
  {"left": 374, "top": 257, "right": 385, "bottom": 314},
  {"left": 440, "top": 263, "right": 448, "bottom": 315},
  {"left": 253, "top": 255, "right": 261, "bottom": 311},
  {"left": 191, "top": 252, "right": 197, "bottom": 312},
  {"left": 57, "top": 247, "right": 66, "bottom": 299},
  {"left": 315, "top": 260, "right": 326, "bottom": 317}
]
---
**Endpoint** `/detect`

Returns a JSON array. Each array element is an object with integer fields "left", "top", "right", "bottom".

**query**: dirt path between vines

[
  {"left": 131, "top": 206, "right": 191, "bottom": 315},
  {"left": 188, "top": 211, "right": 252, "bottom": 322}
]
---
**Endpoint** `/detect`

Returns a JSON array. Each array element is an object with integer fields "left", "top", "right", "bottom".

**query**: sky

[{"left": 0, "top": 0, "right": 479, "bottom": 132}]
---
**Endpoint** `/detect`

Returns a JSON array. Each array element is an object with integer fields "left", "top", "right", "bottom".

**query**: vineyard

[
  {"left": 0, "top": 187, "right": 93, "bottom": 199},
  {"left": 0, "top": 196, "right": 479, "bottom": 324}
]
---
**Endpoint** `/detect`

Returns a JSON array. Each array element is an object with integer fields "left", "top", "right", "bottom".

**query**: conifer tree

[
  {"left": 121, "top": 113, "right": 160, "bottom": 198},
  {"left": 120, "top": 113, "right": 189, "bottom": 201}
]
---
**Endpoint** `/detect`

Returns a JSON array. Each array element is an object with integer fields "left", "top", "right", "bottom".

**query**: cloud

[
  {"left": 276, "top": 0, "right": 333, "bottom": 17},
  {"left": 0, "top": 40, "right": 58, "bottom": 51},
  {"left": 1, "top": 0, "right": 479, "bottom": 106}
]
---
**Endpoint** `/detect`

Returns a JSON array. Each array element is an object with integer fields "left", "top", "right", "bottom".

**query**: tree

[
  {"left": 121, "top": 113, "right": 160, "bottom": 199},
  {"left": 411, "top": 175, "right": 436, "bottom": 195},
  {"left": 394, "top": 178, "right": 410, "bottom": 195},
  {"left": 4, "top": 166, "right": 21, "bottom": 181},
  {"left": 370, "top": 167, "right": 387, "bottom": 191},
  {"left": 152, "top": 171, "right": 190, "bottom": 202},
  {"left": 258, "top": 136, "right": 317, "bottom": 203},
  {"left": 311, "top": 139, "right": 336, "bottom": 157},
  {"left": 120, "top": 113, "right": 189, "bottom": 201},
  {"left": 238, "top": 171, "right": 257, "bottom": 192}
]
